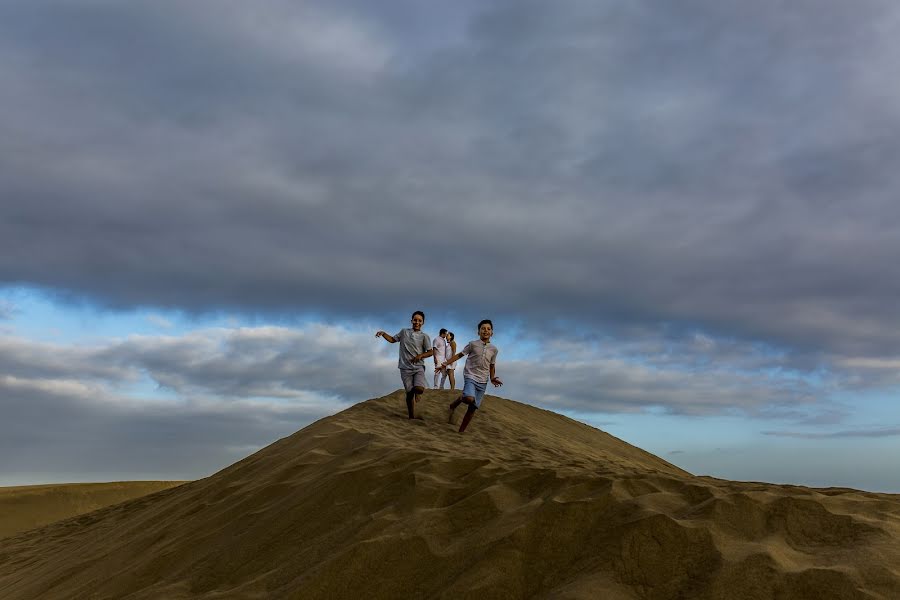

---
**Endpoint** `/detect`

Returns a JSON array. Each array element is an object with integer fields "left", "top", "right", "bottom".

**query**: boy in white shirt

[{"left": 441, "top": 319, "right": 503, "bottom": 433}]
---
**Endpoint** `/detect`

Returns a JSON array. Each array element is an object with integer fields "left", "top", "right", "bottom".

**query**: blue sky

[{"left": 2, "top": 0, "right": 900, "bottom": 493}]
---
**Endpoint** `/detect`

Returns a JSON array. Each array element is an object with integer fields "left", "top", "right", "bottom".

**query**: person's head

[
  {"left": 447, "top": 331, "right": 454, "bottom": 342},
  {"left": 477, "top": 319, "right": 493, "bottom": 342},
  {"left": 439, "top": 328, "right": 447, "bottom": 337},
  {"left": 411, "top": 311, "right": 425, "bottom": 331}
]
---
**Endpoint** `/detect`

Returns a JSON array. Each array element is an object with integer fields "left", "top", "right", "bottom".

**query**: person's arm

[
  {"left": 441, "top": 352, "right": 464, "bottom": 368},
  {"left": 490, "top": 363, "right": 502, "bottom": 386},
  {"left": 375, "top": 330, "right": 397, "bottom": 343},
  {"left": 442, "top": 342, "right": 470, "bottom": 368},
  {"left": 411, "top": 349, "right": 434, "bottom": 363}
]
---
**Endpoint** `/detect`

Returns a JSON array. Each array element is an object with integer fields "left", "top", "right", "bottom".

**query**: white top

[
  {"left": 461, "top": 339, "right": 498, "bottom": 383},
  {"left": 433, "top": 335, "right": 447, "bottom": 364}
]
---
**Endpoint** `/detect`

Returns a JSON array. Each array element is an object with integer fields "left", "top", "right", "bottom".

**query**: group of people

[
  {"left": 375, "top": 311, "right": 503, "bottom": 433},
  {"left": 431, "top": 328, "right": 457, "bottom": 390}
]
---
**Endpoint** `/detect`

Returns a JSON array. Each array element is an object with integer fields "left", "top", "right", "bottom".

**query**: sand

[
  {"left": 0, "top": 390, "right": 898, "bottom": 599},
  {"left": 0, "top": 481, "right": 186, "bottom": 539}
]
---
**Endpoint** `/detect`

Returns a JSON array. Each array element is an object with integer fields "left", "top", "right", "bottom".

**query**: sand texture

[
  {"left": 0, "top": 481, "right": 186, "bottom": 539},
  {"left": 1, "top": 390, "right": 898, "bottom": 599}
]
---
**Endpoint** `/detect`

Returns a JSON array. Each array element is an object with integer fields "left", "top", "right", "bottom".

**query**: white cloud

[{"left": 146, "top": 314, "right": 173, "bottom": 329}]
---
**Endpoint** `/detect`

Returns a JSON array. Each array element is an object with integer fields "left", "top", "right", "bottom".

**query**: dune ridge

[
  {"left": 0, "top": 481, "right": 186, "bottom": 539},
  {"left": 0, "top": 390, "right": 898, "bottom": 599}
]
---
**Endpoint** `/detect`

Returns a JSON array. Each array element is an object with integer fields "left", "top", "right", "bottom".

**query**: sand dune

[
  {"left": 0, "top": 481, "right": 186, "bottom": 539},
  {"left": 1, "top": 390, "right": 898, "bottom": 599}
]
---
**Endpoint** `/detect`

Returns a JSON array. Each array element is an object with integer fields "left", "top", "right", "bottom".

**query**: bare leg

[
  {"left": 458, "top": 402, "right": 477, "bottom": 433},
  {"left": 448, "top": 370, "right": 456, "bottom": 390},
  {"left": 448, "top": 395, "right": 464, "bottom": 423},
  {"left": 405, "top": 391, "right": 416, "bottom": 419},
  {"left": 412, "top": 386, "right": 425, "bottom": 419}
]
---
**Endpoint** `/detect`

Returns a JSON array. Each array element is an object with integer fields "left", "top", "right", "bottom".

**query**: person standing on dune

[
  {"left": 441, "top": 319, "right": 502, "bottom": 432},
  {"left": 376, "top": 311, "right": 433, "bottom": 419},
  {"left": 433, "top": 328, "right": 448, "bottom": 388},
  {"left": 445, "top": 331, "right": 457, "bottom": 390}
]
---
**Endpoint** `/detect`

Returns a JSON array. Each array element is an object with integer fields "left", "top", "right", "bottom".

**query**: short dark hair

[
  {"left": 478, "top": 319, "right": 493, "bottom": 330},
  {"left": 411, "top": 310, "right": 425, "bottom": 321},
  {"left": 439, "top": 328, "right": 447, "bottom": 335}
]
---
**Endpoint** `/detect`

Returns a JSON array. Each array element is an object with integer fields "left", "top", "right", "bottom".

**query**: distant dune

[
  {"left": 1, "top": 390, "right": 898, "bottom": 599},
  {"left": 0, "top": 481, "right": 186, "bottom": 539}
]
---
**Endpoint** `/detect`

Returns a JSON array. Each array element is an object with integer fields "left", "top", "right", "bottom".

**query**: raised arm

[{"left": 375, "top": 331, "right": 397, "bottom": 343}]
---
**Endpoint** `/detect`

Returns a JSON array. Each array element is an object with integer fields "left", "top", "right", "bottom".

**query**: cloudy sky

[{"left": 3, "top": 0, "right": 900, "bottom": 492}]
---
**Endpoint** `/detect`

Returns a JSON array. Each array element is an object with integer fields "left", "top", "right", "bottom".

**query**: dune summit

[{"left": 1, "top": 390, "right": 898, "bottom": 599}]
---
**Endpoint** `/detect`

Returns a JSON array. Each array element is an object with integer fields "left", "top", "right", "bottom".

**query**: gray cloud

[
  {"left": 501, "top": 356, "right": 823, "bottom": 419},
  {"left": 762, "top": 427, "right": 900, "bottom": 439},
  {"left": 2, "top": 1, "right": 900, "bottom": 387},
  {"left": 0, "top": 321, "right": 853, "bottom": 482},
  {"left": 0, "top": 332, "right": 344, "bottom": 483},
  {"left": 0, "top": 338, "right": 134, "bottom": 382},
  {"left": 104, "top": 325, "right": 400, "bottom": 400},
  {"left": 0, "top": 373, "right": 329, "bottom": 484}
]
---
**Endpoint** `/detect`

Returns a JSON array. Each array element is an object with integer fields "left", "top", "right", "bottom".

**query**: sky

[{"left": 2, "top": 0, "right": 900, "bottom": 493}]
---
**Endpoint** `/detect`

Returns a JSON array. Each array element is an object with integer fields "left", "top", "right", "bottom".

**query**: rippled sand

[{"left": 1, "top": 390, "right": 897, "bottom": 599}]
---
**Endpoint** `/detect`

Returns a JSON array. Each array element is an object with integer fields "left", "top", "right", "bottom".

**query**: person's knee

[
  {"left": 413, "top": 386, "right": 425, "bottom": 395},
  {"left": 462, "top": 395, "right": 475, "bottom": 404}
]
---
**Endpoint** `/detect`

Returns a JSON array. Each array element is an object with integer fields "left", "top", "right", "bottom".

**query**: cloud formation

[
  {"left": 1, "top": 0, "right": 900, "bottom": 368},
  {"left": 763, "top": 427, "right": 900, "bottom": 439},
  {"left": 3, "top": 1, "right": 900, "bottom": 487},
  {"left": 0, "top": 321, "right": 855, "bottom": 482}
]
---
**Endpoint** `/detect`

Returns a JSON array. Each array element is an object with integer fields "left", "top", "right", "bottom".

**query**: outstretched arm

[
  {"left": 375, "top": 331, "right": 397, "bottom": 343},
  {"left": 441, "top": 352, "right": 464, "bottom": 368}
]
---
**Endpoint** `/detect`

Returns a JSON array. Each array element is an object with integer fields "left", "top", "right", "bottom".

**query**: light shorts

[
  {"left": 462, "top": 377, "right": 487, "bottom": 408},
  {"left": 400, "top": 367, "right": 427, "bottom": 393}
]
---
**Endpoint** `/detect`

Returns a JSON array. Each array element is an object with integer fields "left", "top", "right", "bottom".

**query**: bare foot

[{"left": 447, "top": 404, "right": 456, "bottom": 424}]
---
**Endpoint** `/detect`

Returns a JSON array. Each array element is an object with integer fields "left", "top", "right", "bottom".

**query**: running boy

[
  {"left": 376, "top": 311, "right": 434, "bottom": 419},
  {"left": 441, "top": 319, "right": 502, "bottom": 433}
]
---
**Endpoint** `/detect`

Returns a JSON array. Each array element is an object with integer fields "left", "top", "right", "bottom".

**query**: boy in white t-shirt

[{"left": 440, "top": 319, "right": 502, "bottom": 433}]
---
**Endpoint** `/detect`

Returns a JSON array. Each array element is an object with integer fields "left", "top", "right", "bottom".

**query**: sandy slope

[
  {"left": 0, "top": 481, "right": 186, "bottom": 539},
  {"left": 0, "top": 390, "right": 898, "bottom": 599}
]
